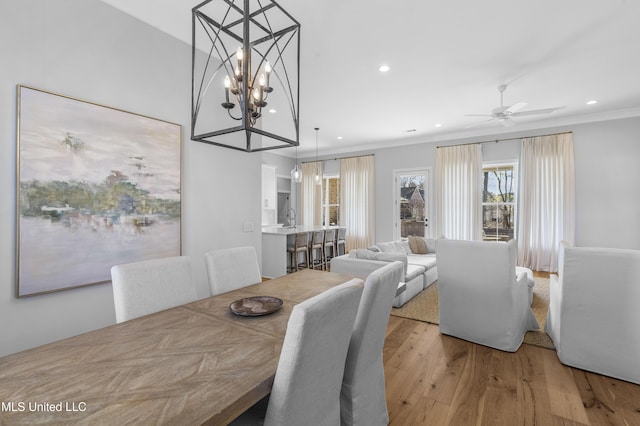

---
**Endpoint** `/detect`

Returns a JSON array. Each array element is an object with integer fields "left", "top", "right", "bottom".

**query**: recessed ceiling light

[
  {"left": 435, "top": 123, "right": 442, "bottom": 128},
  {"left": 586, "top": 100, "right": 598, "bottom": 105},
  {"left": 379, "top": 64, "right": 390, "bottom": 73},
  {"left": 337, "top": 136, "right": 343, "bottom": 140},
  {"left": 268, "top": 109, "right": 277, "bottom": 113}
]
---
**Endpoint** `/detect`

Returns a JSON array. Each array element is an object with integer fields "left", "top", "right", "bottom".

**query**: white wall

[
  {"left": 0, "top": 0, "right": 261, "bottom": 357},
  {"left": 308, "top": 117, "right": 640, "bottom": 249}
]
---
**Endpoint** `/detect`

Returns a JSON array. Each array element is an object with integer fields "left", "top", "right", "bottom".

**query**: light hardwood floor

[{"left": 383, "top": 316, "right": 640, "bottom": 425}]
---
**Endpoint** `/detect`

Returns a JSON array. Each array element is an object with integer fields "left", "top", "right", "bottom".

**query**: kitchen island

[{"left": 262, "top": 225, "right": 340, "bottom": 278}]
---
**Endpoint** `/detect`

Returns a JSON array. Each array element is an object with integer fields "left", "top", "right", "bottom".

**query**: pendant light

[
  {"left": 314, "top": 127, "right": 322, "bottom": 185},
  {"left": 290, "top": 143, "right": 302, "bottom": 183}
]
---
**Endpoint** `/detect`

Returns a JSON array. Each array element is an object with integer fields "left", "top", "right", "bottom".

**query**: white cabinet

[{"left": 262, "top": 165, "right": 277, "bottom": 226}]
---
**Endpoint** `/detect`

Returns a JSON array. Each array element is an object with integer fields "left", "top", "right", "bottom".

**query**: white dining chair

[
  {"left": 231, "top": 278, "right": 365, "bottom": 426},
  {"left": 205, "top": 246, "right": 262, "bottom": 296},
  {"left": 340, "top": 261, "right": 404, "bottom": 426},
  {"left": 110, "top": 256, "right": 198, "bottom": 323}
]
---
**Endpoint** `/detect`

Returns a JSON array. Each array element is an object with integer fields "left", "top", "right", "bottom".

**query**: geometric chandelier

[{"left": 191, "top": 0, "right": 300, "bottom": 152}]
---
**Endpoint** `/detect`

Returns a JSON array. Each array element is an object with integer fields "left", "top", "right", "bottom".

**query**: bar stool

[
  {"left": 309, "top": 230, "right": 326, "bottom": 270},
  {"left": 287, "top": 232, "right": 310, "bottom": 272},
  {"left": 323, "top": 228, "right": 337, "bottom": 265},
  {"left": 337, "top": 227, "right": 347, "bottom": 256}
]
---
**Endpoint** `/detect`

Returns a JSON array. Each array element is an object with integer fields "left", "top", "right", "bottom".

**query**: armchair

[
  {"left": 436, "top": 239, "right": 538, "bottom": 352},
  {"left": 545, "top": 241, "right": 640, "bottom": 384}
]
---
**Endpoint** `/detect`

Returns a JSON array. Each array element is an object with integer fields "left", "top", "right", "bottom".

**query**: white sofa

[
  {"left": 330, "top": 237, "right": 438, "bottom": 307},
  {"left": 545, "top": 241, "right": 640, "bottom": 384}
]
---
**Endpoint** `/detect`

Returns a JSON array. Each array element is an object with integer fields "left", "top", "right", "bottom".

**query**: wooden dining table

[{"left": 0, "top": 269, "right": 355, "bottom": 425}]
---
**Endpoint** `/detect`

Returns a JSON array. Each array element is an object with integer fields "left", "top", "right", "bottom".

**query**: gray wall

[
  {"left": 0, "top": 0, "right": 262, "bottom": 356},
  {"left": 308, "top": 117, "right": 640, "bottom": 249}
]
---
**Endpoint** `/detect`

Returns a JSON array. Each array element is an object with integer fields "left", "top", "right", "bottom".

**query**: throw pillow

[
  {"left": 408, "top": 235, "right": 428, "bottom": 254},
  {"left": 377, "top": 241, "right": 399, "bottom": 253}
]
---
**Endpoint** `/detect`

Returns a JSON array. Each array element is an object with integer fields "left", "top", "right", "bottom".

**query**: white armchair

[
  {"left": 545, "top": 241, "right": 640, "bottom": 384},
  {"left": 436, "top": 239, "right": 538, "bottom": 352}
]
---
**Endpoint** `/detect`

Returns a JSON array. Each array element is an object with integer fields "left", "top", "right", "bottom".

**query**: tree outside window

[{"left": 482, "top": 164, "right": 516, "bottom": 241}]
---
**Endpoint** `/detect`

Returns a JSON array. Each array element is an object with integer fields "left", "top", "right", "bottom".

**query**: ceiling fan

[{"left": 465, "top": 84, "right": 564, "bottom": 127}]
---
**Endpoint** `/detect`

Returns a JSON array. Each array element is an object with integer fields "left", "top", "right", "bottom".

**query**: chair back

[
  {"left": 205, "top": 246, "right": 261, "bottom": 296},
  {"left": 436, "top": 239, "right": 537, "bottom": 351},
  {"left": 264, "top": 279, "right": 364, "bottom": 426},
  {"left": 111, "top": 256, "right": 197, "bottom": 323},
  {"left": 324, "top": 228, "right": 336, "bottom": 244},
  {"left": 338, "top": 227, "right": 347, "bottom": 240},
  {"left": 311, "top": 230, "right": 324, "bottom": 247},
  {"left": 295, "top": 232, "right": 309, "bottom": 249},
  {"left": 546, "top": 241, "right": 640, "bottom": 384},
  {"left": 341, "top": 261, "right": 404, "bottom": 426}
]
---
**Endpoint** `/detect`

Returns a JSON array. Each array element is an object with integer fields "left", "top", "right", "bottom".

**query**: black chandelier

[{"left": 191, "top": 0, "right": 300, "bottom": 152}]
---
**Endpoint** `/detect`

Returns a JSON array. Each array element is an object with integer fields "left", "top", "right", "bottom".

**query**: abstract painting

[{"left": 17, "top": 85, "right": 182, "bottom": 297}]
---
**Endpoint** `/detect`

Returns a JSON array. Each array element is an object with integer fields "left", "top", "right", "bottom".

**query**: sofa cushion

[
  {"left": 349, "top": 249, "right": 408, "bottom": 276},
  {"left": 377, "top": 240, "right": 411, "bottom": 255},
  {"left": 406, "top": 254, "right": 437, "bottom": 270},
  {"left": 408, "top": 235, "right": 428, "bottom": 254},
  {"left": 405, "top": 264, "right": 426, "bottom": 282}
]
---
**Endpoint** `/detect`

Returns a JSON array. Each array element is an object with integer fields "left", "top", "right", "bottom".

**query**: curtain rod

[
  {"left": 302, "top": 153, "right": 374, "bottom": 164},
  {"left": 436, "top": 131, "right": 573, "bottom": 149}
]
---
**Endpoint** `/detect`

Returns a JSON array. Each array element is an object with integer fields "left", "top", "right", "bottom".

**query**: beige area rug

[{"left": 390, "top": 276, "right": 555, "bottom": 350}]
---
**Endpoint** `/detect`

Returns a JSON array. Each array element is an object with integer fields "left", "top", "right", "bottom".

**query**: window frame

[
  {"left": 481, "top": 160, "right": 518, "bottom": 242},
  {"left": 321, "top": 174, "right": 340, "bottom": 226}
]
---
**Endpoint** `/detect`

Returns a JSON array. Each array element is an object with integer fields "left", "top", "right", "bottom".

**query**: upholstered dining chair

[
  {"left": 205, "top": 246, "right": 262, "bottom": 296},
  {"left": 110, "top": 256, "right": 198, "bottom": 323},
  {"left": 341, "top": 261, "right": 404, "bottom": 426},
  {"left": 230, "top": 278, "right": 365, "bottom": 426},
  {"left": 436, "top": 239, "right": 539, "bottom": 352}
]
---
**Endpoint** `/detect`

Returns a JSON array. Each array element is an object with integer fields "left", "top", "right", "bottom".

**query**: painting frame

[{"left": 16, "top": 85, "right": 182, "bottom": 297}]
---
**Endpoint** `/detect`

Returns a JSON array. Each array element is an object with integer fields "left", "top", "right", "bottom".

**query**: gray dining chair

[
  {"left": 205, "top": 246, "right": 262, "bottom": 296},
  {"left": 110, "top": 255, "right": 198, "bottom": 323},
  {"left": 340, "top": 261, "right": 404, "bottom": 426},
  {"left": 231, "top": 278, "right": 365, "bottom": 426}
]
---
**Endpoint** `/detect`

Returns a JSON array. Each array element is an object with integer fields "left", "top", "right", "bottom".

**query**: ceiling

[{"left": 100, "top": 0, "right": 640, "bottom": 156}]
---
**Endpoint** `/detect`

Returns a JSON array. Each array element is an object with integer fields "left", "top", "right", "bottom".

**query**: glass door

[{"left": 394, "top": 169, "right": 430, "bottom": 240}]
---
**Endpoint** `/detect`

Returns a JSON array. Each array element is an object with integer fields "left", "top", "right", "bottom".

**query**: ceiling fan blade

[
  {"left": 505, "top": 102, "right": 527, "bottom": 114},
  {"left": 502, "top": 117, "right": 516, "bottom": 127},
  {"left": 464, "top": 113, "right": 494, "bottom": 117},
  {"left": 465, "top": 118, "right": 496, "bottom": 129},
  {"left": 511, "top": 106, "right": 565, "bottom": 117}
]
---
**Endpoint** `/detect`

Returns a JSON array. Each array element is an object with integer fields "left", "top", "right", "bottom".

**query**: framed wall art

[{"left": 16, "top": 85, "right": 182, "bottom": 297}]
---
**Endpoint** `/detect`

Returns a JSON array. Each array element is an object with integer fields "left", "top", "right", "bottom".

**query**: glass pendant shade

[{"left": 291, "top": 164, "right": 302, "bottom": 182}]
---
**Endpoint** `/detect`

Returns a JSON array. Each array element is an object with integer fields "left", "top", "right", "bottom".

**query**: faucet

[{"left": 287, "top": 208, "right": 297, "bottom": 228}]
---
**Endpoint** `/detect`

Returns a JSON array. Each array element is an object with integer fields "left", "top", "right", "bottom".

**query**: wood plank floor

[{"left": 383, "top": 316, "right": 640, "bottom": 425}]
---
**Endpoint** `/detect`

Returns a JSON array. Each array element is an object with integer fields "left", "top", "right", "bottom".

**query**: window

[
  {"left": 322, "top": 176, "right": 340, "bottom": 225},
  {"left": 482, "top": 163, "right": 516, "bottom": 241}
]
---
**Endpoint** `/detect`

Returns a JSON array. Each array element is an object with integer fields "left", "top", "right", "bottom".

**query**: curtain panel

[
  {"left": 340, "top": 155, "right": 375, "bottom": 251},
  {"left": 301, "top": 161, "right": 323, "bottom": 226},
  {"left": 517, "top": 133, "right": 575, "bottom": 272},
  {"left": 435, "top": 144, "right": 483, "bottom": 240}
]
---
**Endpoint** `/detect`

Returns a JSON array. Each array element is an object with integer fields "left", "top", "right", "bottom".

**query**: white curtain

[
  {"left": 435, "top": 144, "right": 483, "bottom": 240},
  {"left": 340, "top": 156, "right": 375, "bottom": 251},
  {"left": 517, "top": 133, "right": 575, "bottom": 272},
  {"left": 301, "top": 161, "right": 323, "bottom": 226}
]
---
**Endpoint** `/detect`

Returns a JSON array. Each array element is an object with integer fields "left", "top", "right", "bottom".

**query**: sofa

[
  {"left": 330, "top": 236, "right": 438, "bottom": 307},
  {"left": 545, "top": 241, "right": 640, "bottom": 384}
]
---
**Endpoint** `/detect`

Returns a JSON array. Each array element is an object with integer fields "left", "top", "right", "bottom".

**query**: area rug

[{"left": 390, "top": 276, "right": 555, "bottom": 349}]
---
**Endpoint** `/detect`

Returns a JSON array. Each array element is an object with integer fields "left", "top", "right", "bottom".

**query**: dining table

[{"left": 0, "top": 269, "right": 355, "bottom": 425}]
